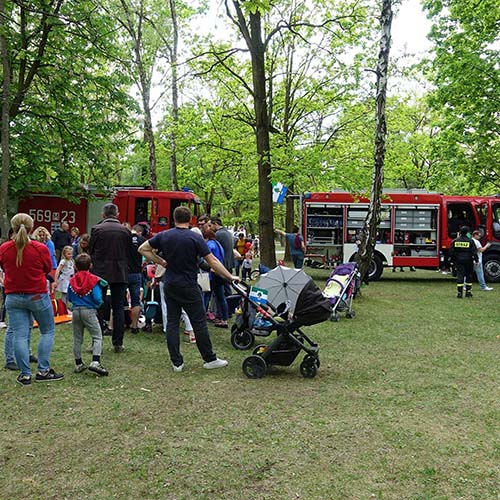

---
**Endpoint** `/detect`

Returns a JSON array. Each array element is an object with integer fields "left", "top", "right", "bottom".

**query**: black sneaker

[
  {"left": 88, "top": 361, "right": 109, "bottom": 376},
  {"left": 16, "top": 374, "right": 32, "bottom": 386},
  {"left": 113, "top": 345, "right": 124, "bottom": 353},
  {"left": 4, "top": 361, "right": 18, "bottom": 371},
  {"left": 465, "top": 291, "right": 473, "bottom": 298},
  {"left": 29, "top": 354, "right": 38, "bottom": 363},
  {"left": 131, "top": 327, "right": 140, "bottom": 334},
  {"left": 35, "top": 368, "right": 64, "bottom": 382},
  {"left": 103, "top": 328, "right": 113, "bottom": 336}
]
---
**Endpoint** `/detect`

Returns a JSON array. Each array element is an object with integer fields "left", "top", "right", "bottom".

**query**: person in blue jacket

[
  {"left": 275, "top": 225, "right": 306, "bottom": 269},
  {"left": 67, "top": 253, "right": 109, "bottom": 376}
]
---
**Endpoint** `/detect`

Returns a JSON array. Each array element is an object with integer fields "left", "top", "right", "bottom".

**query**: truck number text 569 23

[{"left": 28, "top": 209, "right": 76, "bottom": 224}]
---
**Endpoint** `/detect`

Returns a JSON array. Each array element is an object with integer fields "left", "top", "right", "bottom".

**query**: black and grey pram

[{"left": 232, "top": 273, "right": 331, "bottom": 379}]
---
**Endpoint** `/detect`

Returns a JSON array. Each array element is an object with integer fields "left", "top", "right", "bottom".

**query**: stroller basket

[{"left": 254, "top": 342, "right": 302, "bottom": 367}]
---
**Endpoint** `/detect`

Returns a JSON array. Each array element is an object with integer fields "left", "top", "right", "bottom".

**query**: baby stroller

[
  {"left": 323, "top": 262, "right": 360, "bottom": 321},
  {"left": 230, "top": 284, "right": 274, "bottom": 350},
  {"left": 230, "top": 263, "right": 304, "bottom": 350},
  {"left": 232, "top": 266, "right": 332, "bottom": 379}
]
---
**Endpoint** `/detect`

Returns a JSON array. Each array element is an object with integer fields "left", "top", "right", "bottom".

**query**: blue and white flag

[
  {"left": 249, "top": 286, "right": 268, "bottom": 305},
  {"left": 272, "top": 182, "right": 288, "bottom": 204}
]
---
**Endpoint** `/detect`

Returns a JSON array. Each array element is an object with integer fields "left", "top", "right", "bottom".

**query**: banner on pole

[{"left": 272, "top": 182, "right": 288, "bottom": 204}]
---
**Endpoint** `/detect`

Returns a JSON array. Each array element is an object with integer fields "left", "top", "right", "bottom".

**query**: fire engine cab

[
  {"left": 302, "top": 190, "right": 500, "bottom": 281},
  {"left": 17, "top": 188, "right": 201, "bottom": 236}
]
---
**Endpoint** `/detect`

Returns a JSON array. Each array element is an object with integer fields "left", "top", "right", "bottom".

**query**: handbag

[{"left": 197, "top": 270, "right": 211, "bottom": 292}]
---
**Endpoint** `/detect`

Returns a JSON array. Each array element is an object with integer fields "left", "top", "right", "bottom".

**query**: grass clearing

[{"left": 0, "top": 270, "right": 499, "bottom": 499}]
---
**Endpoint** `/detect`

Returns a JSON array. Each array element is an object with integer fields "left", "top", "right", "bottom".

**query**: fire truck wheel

[
  {"left": 368, "top": 254, "right": 384, "bottom": 281},
  {"left": 483, "top": 254, "right": 500, "bottom": 282}
]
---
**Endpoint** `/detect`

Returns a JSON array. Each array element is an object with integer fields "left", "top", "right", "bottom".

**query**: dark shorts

[{"left": 128, "top": 273, "right": 142, "bottom": 307}]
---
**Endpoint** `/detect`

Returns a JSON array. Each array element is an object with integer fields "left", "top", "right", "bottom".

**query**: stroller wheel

[
  {"left": 250, "top": 269, "right": 260, "bottom": 281},
  {"left": 300, "top": 357, "right": 317, "bottom": 378},
  {"left": 231, "top": 329, "right": 255, "bottom": 350},
  {"left": 242, "top": 355, "right": 267, "bottom": 379},
  {"left": 304, "top": 354, "right": 320, "bottom": 369},
  {"left": 330, "top": 312, "right": 340, "bottom": 322},
  {"left": 346, "top": 311, "right": 356, "bottom": 319}
]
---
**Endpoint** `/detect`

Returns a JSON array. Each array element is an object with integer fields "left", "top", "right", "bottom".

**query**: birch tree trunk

[
  {"left": 169, "top": 0, "right": 179, "bottom": 191},
  {"left": 357, "top": 0, "right": 393, "bottom": 283}
]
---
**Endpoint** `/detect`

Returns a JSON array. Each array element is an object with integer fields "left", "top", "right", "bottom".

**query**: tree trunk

[
  {"left": 169, "top": 0, "right": 179, "bottom": 191},
  {"left": 120, "top": 0, "right": 157, "bottom": 189},
  {"left": 248, "top": 12, "right": 276, "bottom": 268},
  {"left": 357, "top": 0, "right": 393, "bottom": 283},
  {"left": 142, "top": 84, "right": 157, "bottom": 189},
  {"left": 0, "top": 0, "right": 11, "bottom": 238}
]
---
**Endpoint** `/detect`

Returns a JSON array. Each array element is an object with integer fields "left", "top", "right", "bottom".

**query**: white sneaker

[
  {"left": 172, "top": 363, "right": 184, "bottom": 373},
  {"left": 482, "top": 287, "right": 493, "bottom": 291},
  {"left": 203, "top": 358, "right": 228, "bottom": 370},
  {"left": 0, "top": 321, "right": 6, "bottom": 329}
]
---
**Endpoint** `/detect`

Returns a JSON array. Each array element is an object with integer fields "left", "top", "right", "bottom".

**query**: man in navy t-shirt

[{"left": 139, "top": 206, "right": 238, "bottom": 371}]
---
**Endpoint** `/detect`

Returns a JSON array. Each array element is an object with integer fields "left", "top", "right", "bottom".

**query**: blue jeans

[
  {"left": 235, "top": 259, "right": 243, "bottom": 277},
  {"left": 291, "top": 252, "right": 304, "bottom": 269},
  {"left": 474, "top": 262, "right": 488, "bottom": 289},
  {"left": 4, "top": 317, "right": 34, "bottom": 366},
  {"left": 4, "top": 323, "right": 15, "bottom": 365},
  {"left": 5, "top": 293, "right": 55, "bottom": 376},
  {"left": 211, "top": 276, "right": 229, "bottom": 321}
]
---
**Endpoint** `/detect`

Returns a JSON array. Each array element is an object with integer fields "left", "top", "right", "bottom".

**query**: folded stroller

[
  {"left": 232, "top": 266, "right": 331, "bottom": 379},
  {"left": 323, "top": 262, "right": 360, "bottom": 321}
]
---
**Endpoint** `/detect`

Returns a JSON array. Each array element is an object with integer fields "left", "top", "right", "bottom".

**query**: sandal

[{"left": 214, "top": 320, "right": 228, "bottom": 329}]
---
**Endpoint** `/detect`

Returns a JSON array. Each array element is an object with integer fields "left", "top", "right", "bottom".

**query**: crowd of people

[
  {"left": 0, "top": 205, "right": 269, "bottom": 385},
  {"left": 0, "top": 205, "right": 494, "bottom": 386}
]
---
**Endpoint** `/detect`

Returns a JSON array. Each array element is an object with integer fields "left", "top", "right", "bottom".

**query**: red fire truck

[
  {"left": 16, "top": 188, "right": 201, "bottom": 235},
  {"left": 302, "top": 190, "right": 500, "bottom": 281}
]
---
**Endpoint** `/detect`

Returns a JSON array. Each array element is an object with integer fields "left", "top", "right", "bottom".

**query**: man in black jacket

[
  {"left": 90, "top": 203, "right": 133, "bottom": 352},
  {"left": 52, "top": 221, "right": 71, "bottom": 262},
  {"left": 450, "top": 226, "right": 478, "bottom": 298}
]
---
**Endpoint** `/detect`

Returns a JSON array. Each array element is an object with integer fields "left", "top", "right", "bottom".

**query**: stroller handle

[{"left": 231, "top": 280, "right": 251, "bottom": 295}]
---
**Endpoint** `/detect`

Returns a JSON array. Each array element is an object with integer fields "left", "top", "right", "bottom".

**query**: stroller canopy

[
  {"left": 293, "top": 280, "right": 332, "bottom": 326},
  {"left": 256, "top": 266, "right": 312, "bottom": 314}
]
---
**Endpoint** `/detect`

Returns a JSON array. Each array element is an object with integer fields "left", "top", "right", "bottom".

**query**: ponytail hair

[{"left": 10, "top": 213, "right": 34, "bottom": 267}]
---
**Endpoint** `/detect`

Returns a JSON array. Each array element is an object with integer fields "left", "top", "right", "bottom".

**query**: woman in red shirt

[{"left": 0, "top": 213, "right": 64, "bottom": 386}]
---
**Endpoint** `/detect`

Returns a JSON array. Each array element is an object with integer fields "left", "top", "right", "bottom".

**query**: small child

[
  {"left": 241, "top": 252, "right": 253, "bottom": 281},
  {"left": 67, "top": 254, "right": 109, "bottom": 376},
  {"left": 54, "top": 245, "right": 74, "bottom": 304}
]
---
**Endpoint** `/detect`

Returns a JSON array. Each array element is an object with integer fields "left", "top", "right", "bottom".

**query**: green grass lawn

[{"left": 0, "top": 270, "right": 499, "bottom": 499}]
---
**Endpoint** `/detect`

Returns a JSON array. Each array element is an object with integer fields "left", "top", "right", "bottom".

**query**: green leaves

[{"left": 424, "top": 0, "right": 500, "bottom": 192}]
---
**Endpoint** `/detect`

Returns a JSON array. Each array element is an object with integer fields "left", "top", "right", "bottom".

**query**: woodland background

[{"left": 1, "top": 0, "right": 499, "bottom": 233}]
